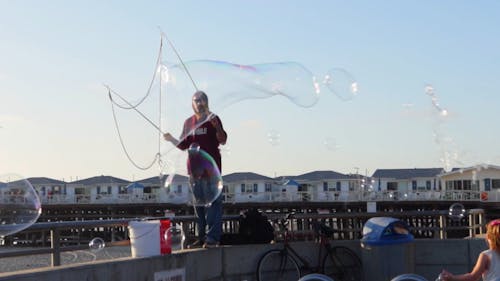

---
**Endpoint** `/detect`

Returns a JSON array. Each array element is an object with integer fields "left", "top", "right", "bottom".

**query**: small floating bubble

[
  {"left": 448, "top": 203, "right": 466, "bottom": 220},
  {"left": 89, "top": 237, "right": 106, "bottom": 252}
]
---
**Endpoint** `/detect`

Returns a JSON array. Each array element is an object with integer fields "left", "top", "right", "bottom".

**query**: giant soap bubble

[
  {"left": 158, "top": 59, "right": 357, "bottom": 186},
  {"left": 0, "top": 174, "right": 42, "bottom": 237},
  {"left": 186, "top": 144, "right": 223, "bottom": 207},
  {"left": 106, "top": 34, "right": 359, "bottom": 203}
]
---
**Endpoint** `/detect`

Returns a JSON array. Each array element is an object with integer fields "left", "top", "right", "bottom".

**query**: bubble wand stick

[
  {"left": 159, "top": 29, "right": 199, "bottom": 92},
  {"left": 105, "top": 85, "right": 164, "bottom": 133},
  {"left": 105, "top": 30, "right": 199, "bottom": 134}
]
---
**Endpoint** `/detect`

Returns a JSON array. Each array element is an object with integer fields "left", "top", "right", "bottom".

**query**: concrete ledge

[
  {"left": 414, "top": 238, "right": 487, "bottom": 281},
  {"left": 0, "top": 239, "right": 487, "bottom": 281}
]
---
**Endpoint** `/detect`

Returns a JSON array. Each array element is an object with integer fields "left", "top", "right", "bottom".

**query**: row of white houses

[{"left": 11, "top": 164, "right": 500, "bottom": 205}]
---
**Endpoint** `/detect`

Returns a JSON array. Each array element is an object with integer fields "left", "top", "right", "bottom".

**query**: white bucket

[{"left": 128, "top": 220, "right": 161, "bottom": 258}]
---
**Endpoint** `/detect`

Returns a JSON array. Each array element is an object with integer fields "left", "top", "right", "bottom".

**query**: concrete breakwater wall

[{"left": 0, "top": 239, "right": 487, "bottom": 281}]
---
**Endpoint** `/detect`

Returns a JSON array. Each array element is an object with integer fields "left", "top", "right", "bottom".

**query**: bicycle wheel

[
  {"left": 390, "top": 273, "right": 429, "bottom": 281},
  {"left": 299, "top": 273, "right": 335, "bottom": 281},
  {"left": 322, "top": 246, "right": 362, "bottom": 281},
  {"left": 257, "top": 249, "right": 301, "bottom": 281}
]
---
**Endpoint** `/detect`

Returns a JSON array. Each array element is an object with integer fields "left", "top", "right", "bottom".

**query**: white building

[
  {"left": 67, "top": 175, "right": 130, "bottom": 204},
  {"left": 222, "top": 172, "right": 275, "bottom": 203},
  {"left": 281, "top": 170, "right": 359, "bottom": 202},
  {"left": 138, "top": 174, "right": 189, "bottom": 204},
  {"left": 371, "top": 168, "right": 445, "bottom": 200},
  {"left": 439, "top": 164, "right": 500, "bottom": 201},
  {"left": 24, "top": 164, "right": 500, "bottom": 204},
  {"left": 29, "top": 177, "right": 67, "bottom": 204}
]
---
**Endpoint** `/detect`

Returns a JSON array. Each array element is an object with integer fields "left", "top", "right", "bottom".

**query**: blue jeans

[
  {"left": 191, "top": 177, "right": 223, "bottom": 243},
  {"left": 195, "top": 195, "right": 222, "bottom": 243}
]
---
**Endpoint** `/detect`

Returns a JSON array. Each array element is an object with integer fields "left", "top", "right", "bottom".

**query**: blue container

[
  {"left": 361, "top": 217, "right": 416, "bottom": 281},
  {"left": 361, "top": 217, "right": 414, "bottom": 246}
]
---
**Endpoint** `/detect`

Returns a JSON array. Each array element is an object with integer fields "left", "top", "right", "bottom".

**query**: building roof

[
  {"left": 137, "top": 174, "right": 189, "bottom": 185},
  {"left": 282, "top": 170, "right": 348, "bottom": 181},
  {"left": 126, "top": 182, "right": 145, "bottom": 191},
  {"left": 444, "top": 164, "right": 500, "bottom": 176},
  {"left": 223, "top": 172, "right": 274, "bottom": 182},
  {"left": 69, "top": 175, "right": 130, "bottom": 185},
  {"left": 284, "top": 179, "right": 300, "bottom": 186},
  {"left": 28, "top": 177, "right": 66, "bottom": 185},
  {"left": 372, "top": 168, "right": 445, "bottom": 179}
]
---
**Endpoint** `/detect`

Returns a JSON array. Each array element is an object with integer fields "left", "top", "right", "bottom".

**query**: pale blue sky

[{"left": 1, "top": 1, "right": 499, "bottom": 181}]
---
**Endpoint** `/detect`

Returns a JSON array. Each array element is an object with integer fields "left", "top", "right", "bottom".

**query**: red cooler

[{"left": 160, "top": 219, "right": 171, "bottom": 254}]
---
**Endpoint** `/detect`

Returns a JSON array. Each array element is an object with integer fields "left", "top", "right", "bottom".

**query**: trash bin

[{"left": 361, "top": 217, "right": 415, "bottom": 281}]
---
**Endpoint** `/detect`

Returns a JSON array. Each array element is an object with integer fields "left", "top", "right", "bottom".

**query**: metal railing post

[
  {"left": 439, "top": 214, "right": 446, "bottom": 239},
  {"left": 50, "top": 229, "right": 61, "bottom": 266}
]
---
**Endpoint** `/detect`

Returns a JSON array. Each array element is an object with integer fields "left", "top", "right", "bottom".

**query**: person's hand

[
  {"left": 208, "top": 112, "right": 222, "bottom": 133},
  {"left": 163, "top": 133, "right": 174, "bottom": 142},
  {"left": 439, "top": 269, "right": 453, "bottom": 281},
  {"left": 210, "top": 115, "right": 223, "bottom": 131}
]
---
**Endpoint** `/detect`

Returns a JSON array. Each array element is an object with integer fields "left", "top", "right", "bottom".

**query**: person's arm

[
  {"left": 164, "top": 119, "right": 189, "bottom": 149},
  {"left": 210, "top": 115, "right": 227, "bottom": 145},
  {"left": 163, "top": 133, "right": 180, "bottom": 146},
  {"left": 441, "top": 252, "right": 489, "bottom": 281}
]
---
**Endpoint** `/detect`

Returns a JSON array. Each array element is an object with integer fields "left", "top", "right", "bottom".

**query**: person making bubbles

[
  {"left": 440, "top": 219, "right": 500, "bottom": 281},
  {"left": 163, "top": 90, "right": 227, "bottom": 248}
]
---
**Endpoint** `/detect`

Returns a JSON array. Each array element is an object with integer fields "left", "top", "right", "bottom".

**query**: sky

[{"left": 1, "top": 1, "right": 500, "bottom": 182}]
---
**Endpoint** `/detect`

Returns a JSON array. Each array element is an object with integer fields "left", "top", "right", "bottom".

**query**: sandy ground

[{"left": 0, "top": 246, "right": 132, "bottom": 273}]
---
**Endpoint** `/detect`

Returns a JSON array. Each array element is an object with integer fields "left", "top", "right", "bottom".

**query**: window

[
  {"left": 75, "top": 188, "right": 85, "bottom": 195},
  {"left": 446, "top": 181, "right": 453, "bottom": 190},
  {"left": 445, "top": 180, "right": 471, "bottom": 191},
  {"left": 484, "top": 179, "right": 491, "bottom": 191},
  {"left": 119, "top": 185, "right": 127, "bottom": 194},
  {"left": 471, "top": 180, "right": 479, "bottom": 190},
  {"left": 323, "top": 182, "right": 328, "bottom": 192},
  {"left": 336, "top": 182, "right": 341, "bottom": 191},
  {"left": 107, "top": 186, "right": 112, "bottom": 194},
  {"left": 412, "top": 181, "right": 417, "bottom": 191},
  {"left": 96, "top": 186, "right": 101, "bottom": 194},
  {"left": 492, "top": 179, "right": 500, "bottom": 189},
  {"left": 387, "top": 182, "right": 398, "bottom": 191},
  {"left": 348, "top": 181, "right": 356, "bottom": 191},
  {"left": 265, "top": 183, "right": 272, "bottom": 192},
  {"left": 176, "top": 185, "right": 182, "bottom": 193},
  {"left": 253, "top": 183, "right": 258, "bottom": 193},
  {"left": 240, "top": 184, "right": 245, "bottom": 193},
  {"left": 463, "top": 180, "right": 472, "bottom": 190},
  {"left": 426, "top": 181, "right": 431, "bottom": 190}
]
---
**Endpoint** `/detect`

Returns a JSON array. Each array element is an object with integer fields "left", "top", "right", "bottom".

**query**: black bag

[{"left": 238, "top": 208, "right": 274, "bottom": 244}]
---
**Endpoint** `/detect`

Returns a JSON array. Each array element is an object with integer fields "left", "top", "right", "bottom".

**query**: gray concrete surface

[{"left": 0, "top": 238, "right": 488, "bottom": 281}]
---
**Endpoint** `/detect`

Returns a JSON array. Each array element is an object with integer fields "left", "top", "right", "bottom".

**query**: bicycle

[{"left": 256, "top": 213, "right": 362, "bottom": 281}]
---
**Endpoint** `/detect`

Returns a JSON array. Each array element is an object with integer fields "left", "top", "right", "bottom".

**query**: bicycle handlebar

[{"left": 272, "top": 213, "right": 339, "bottom": 239}]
